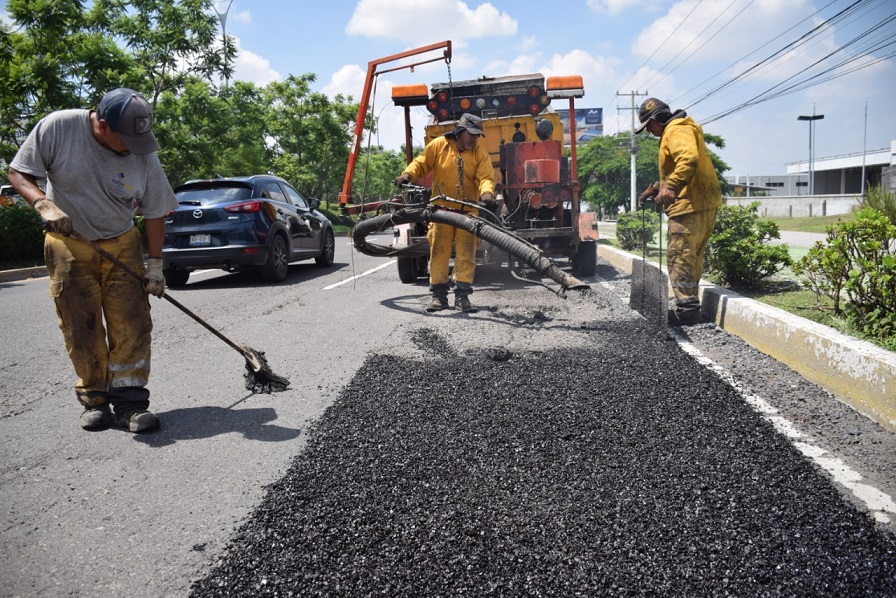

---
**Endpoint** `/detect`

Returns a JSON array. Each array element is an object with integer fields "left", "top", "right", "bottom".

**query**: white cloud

[
  {"left": 633, "top": 0, "right": 808, "bottom": 65},
  {"left": 587, "top": 0, "right": 650, "bottom": 16},
  {"left": 230, "top": 8, "right": 251, "bottom": 25},
  {"left": 232, "top": 37, "right": 281, "bottom": 85},
  {"left": 345, "top": 0, "right": 517, "bottom": 45},
  {"left": 322, "top": 64, "right": 367, "bottom": 100}
]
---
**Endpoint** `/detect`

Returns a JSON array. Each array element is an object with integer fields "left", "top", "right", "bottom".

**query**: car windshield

[{"left": 176, "top": 185, "right": 253, "bottom": 205}]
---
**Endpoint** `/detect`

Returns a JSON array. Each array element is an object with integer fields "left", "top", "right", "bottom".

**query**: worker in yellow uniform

[
  {"left": 636, "top": 98, "right": 722, "bottom": 325},
  {"left": 395, "top": 113, "right": 497, "bottom": 313}
]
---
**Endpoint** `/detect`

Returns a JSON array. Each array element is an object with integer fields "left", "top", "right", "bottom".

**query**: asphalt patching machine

[{"left": 342, "top": 42, "right": 598, "bottom": 296}]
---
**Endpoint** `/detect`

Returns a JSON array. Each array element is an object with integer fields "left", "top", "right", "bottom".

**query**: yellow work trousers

[
  {"left": 44, "top": 228, "right": 153, "bottom": 408},
  {"left": 427, "top": 221, "right": 478, "bottom": 286},
  {"left": 666, "top": 208, "right": 718, "bottom": 303}
]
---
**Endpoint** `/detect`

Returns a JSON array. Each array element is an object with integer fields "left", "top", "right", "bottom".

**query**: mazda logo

[{"left": 192, "top": 209, "right": 203, "bottom": 219}]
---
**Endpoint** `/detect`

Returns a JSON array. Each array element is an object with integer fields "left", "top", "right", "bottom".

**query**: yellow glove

[
  {"left": 34, "top": 198, "right": 73, "bottom": 236},
  {"left": 144, "top": 258, "right": 166, "bottom": 298}
]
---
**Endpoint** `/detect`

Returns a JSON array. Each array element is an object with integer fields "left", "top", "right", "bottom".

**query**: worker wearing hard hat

[
  {"left": 394, "top": 113, "right": 497, "bottom": 313},
  {"left": 636, "top": 98, "right": 722, "bottom": 325}
]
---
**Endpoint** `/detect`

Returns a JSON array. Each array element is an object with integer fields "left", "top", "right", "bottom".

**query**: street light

[
  {"left": 797, "top": 111, "right": 824, "bottom": 195},
  {"left": 213, "top": 0, "right": 234, "bottom": 89}
]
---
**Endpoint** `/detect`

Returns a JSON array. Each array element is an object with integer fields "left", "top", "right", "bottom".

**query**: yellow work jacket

[
  {"left": 402, "top": 135, "right": 496, "bottom": 210},
  {"left": 658, "top": 116, "right": 723, "bottom": 218}
]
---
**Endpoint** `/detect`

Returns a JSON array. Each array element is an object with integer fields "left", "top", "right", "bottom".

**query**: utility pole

[{"left": 618, "top": 90, "right": 648, "bottom": 211}]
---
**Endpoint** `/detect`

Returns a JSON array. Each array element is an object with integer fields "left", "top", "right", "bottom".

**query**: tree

[
  {"left": 263, "top": 74, "right": 358, "bottom": 200},
  {"left": 351, "top": 146, "right": 406, "bottom": 204},
  {"left": 577, "top": 133, "right": 658, "bottom": 217},
  {"left": 88, "top": 0, "right": 234, "bottom": 104},
  {"left": 0, "top": 0, "right": 232, "bottom": 166},
  {"left": 154, "top": 78, "right": 269, "bottom": 186},
  {"left": 576, "top": 128, "right": 730, "bottom": 218},
  {"left": 1, "top": 0, "right": 132, "bottom": 164}
]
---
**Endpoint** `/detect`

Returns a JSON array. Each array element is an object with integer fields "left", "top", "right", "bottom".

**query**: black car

[{"left": 162, "top": 175, "right": 335, "bottom": 286}]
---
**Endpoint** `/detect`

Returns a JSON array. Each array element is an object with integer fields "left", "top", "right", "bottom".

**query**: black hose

[{"left": 351, "top": 206, "right": 590, "bottom": 295}]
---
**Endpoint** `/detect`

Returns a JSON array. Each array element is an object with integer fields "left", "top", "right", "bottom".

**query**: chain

[{"left": 445, "top": 56, "right": 467, "bottom": 201}]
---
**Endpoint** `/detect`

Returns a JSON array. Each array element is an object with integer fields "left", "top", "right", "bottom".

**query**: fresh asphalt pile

[{"left": 191, "top": 311, "right": 896, "bottom": 596}]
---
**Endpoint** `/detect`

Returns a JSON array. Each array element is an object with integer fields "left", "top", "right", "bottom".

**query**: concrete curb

[
  {"left": 0, "top": 266, "right": 47, "bottom": 283},
  {"left": 598, "top": 244, "right": 896, "bottom": 433}
]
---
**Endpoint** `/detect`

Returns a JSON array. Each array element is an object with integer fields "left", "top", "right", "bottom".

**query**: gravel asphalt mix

[{"left": 191, "top": 271, "right": 896, "bottom": 597}]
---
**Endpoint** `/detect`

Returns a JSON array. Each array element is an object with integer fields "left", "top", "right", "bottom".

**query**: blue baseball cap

[{"left": 97, "top": 88, "right": 161, "bottom": 155}]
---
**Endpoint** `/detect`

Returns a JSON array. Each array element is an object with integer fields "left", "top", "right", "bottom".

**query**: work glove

[
  {"left": 34, "top": 198, "right": 73, "bottom": 236},
  {"left": 638, "top": 183, "right": 658, "bottom": 206},
  {"left": 393, "top": 174, "right": 410, "bottom": 188},
  {"left": 656, "top": 184, "right": 678, "bottom": 207},
  {"left": 478, "top": 193, "right": 497, "bottom": 211},
  {"left": 144, "top": 258, "right": 166, "bottom": 298}
]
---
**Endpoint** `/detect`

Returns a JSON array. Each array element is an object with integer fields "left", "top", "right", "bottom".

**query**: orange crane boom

[{"left": 338, "top": 41, "right": 452, "bottom": 215}]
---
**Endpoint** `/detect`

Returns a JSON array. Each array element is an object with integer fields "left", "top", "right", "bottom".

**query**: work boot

[
  {"left": 425, "top": 297, "right": 450, "bottom": 312},
  {"left": 669, "top": 300, "right": 703, "bottom": 326},
  {"left": 114, "top": 407, "right": 160, "bottom": 433},
  {"left": 426, "top": 282, "right": 450, "bottom": 312},
  {"left": 455, "top": 296, "right": 477, "bottom": 313},
  {"left": 80, "top": 404, "right": 113, "bottom": 431}
]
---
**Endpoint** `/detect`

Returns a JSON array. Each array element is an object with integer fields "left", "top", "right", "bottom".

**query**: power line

[
  {"left": 684, "top": 0, "right": 883, "bottom": 111},
  {"left": 670, "top": 0, "right": 850, "bottom": 106},
  {"left": 643, "top": 0, "right": 757, "bottom": 93}
]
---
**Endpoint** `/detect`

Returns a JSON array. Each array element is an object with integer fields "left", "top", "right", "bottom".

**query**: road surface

[{"left": 1, "top": 232, "right": 893, "bottom": 597}]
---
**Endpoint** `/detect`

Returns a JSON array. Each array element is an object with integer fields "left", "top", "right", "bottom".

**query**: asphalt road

[{"left": 1, "top": 231, "right": 893, "bottom": 597}]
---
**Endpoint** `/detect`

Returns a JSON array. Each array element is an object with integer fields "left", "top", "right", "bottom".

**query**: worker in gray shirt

[{"left": 8, "top": 88, "right": 177, "bottom": 433}]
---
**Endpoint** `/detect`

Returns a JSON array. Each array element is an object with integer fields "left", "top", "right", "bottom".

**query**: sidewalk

[{"left": 0, "top": 265, "right": 46, "bottom": 283}]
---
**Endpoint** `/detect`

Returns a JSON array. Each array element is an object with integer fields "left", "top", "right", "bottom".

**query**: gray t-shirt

[{"left": 10, "top": 109, "right": 177, "bottom": 240}]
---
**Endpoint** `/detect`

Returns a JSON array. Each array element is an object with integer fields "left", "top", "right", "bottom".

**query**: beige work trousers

[
  {"left": 666, "top": 208, "right": 718, "bottom": 303},
  {"left": 44, "top": 228, "right": 153, "bottom": 408}
]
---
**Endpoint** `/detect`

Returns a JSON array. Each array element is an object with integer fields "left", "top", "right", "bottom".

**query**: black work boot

[
  {"left": 425, "top": 283, "right": 450, "bottom": 312},
  {"left": 426, "top": 297, "right": 450, "bottom": 312},
  {"left": 109, "top": 386, "right": 159, "bottom": 433},
  {"left": 669, "top": 298, "right": 703, "bottom": 326},
  {"left": 454, "top": 296, "right": 477, "bottom": 313},
  {"left": 80, "top": 404, "right": 113, "bottom": 430},
  {"left": 454, "top": 282, "right": 477, "bottom": 313}
]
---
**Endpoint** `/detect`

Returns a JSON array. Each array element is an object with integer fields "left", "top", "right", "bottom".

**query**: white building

[{"left": 726, "top": 139, "right": 896, "bottom": 198}]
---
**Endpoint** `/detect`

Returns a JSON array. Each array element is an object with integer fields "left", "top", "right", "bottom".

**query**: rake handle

[{"left": 70, "top": 231, "right": 248, "bottom": 357}]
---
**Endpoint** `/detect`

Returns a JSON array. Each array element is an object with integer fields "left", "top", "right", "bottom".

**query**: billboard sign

[{"left": 555, "top": 107, "right": 603, "bottom": 146}]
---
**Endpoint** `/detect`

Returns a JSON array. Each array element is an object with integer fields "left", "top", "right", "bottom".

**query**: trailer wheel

[
  {"left": 574, "top": 240, "right": 597, "bottom": 277},
  {"left": 397, "top": 256, "right": 425, "bottom": 283}
]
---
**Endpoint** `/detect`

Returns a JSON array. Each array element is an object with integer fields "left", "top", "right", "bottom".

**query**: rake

[{"left": 70, "top": 231, "right": 290, "bottom": 393}]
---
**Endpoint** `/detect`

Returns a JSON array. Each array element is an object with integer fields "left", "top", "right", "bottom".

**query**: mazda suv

[{"left": 162, "top": 175, "right": 335, "bottom": 286}]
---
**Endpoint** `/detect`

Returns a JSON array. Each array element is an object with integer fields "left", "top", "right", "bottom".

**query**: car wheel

[
  {"left": 163, "top": 268, "right": 190, "bottom": 288},
  {"left": 260, "top": 234, "right": 290, "bottom": 282},
  {"left": 315, "top": 228, "right": 335, "bottom": 267}
]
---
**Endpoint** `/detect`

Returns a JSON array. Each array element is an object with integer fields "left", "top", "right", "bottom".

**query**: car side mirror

[{"left": 309, "top": 197, "right": 321, "bottom": 211}]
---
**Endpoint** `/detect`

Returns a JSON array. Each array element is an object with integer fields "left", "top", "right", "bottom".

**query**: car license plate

[{"left": 189, "top": 234, "right": 211, "bottom": 247}]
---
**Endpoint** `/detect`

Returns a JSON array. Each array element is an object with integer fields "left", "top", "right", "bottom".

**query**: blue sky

[
  {"left": 216, "top": 0, "right": 895, "bottom": 178},
  {"left": 7, "top": 0, "right": 896, "bottom": 177}
]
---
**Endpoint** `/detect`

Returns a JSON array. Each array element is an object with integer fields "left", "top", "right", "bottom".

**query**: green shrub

[
  {"left": 0, "top": 204, "right": 44, "bottom": 262},
  {"left": 794, "top": 207, "right": 896, "bottom": 341},
  {"left": 615, "top": 209, "right": 660, "bottom": 251},
  {"left": 705, "top": 202, "right": 791, "bottom": 288},
  {"left": 858, "top": 184, "right": 896, "bottom": 227}
]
